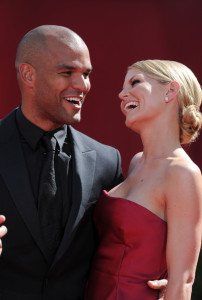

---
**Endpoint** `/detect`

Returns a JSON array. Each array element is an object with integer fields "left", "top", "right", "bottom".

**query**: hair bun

[{"left": 180, "top": 105, "right": 202, "bottom": 144}]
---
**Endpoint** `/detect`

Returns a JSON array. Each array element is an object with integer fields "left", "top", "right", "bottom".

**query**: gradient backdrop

[{"left": 0, "top": 0, "right": 202, "bottom": 175}]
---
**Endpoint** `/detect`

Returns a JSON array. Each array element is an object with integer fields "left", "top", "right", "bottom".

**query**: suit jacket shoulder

[
  {"left": 69, "top": 126, "right": 124, "bottom": 190},
  {"left": 0, "top": 108, "right": 18, "bottom": 142},
  {"left": 69, "top": 126, "right": 118, "bottom": 152}
]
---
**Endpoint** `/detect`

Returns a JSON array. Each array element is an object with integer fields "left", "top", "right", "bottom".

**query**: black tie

[{"left": 38, "top": 134, "right": 62, "bottom": 262}]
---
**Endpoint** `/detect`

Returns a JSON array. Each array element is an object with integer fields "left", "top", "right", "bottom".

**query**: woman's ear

[
  {"left": 18, "top": 63, "right": 35, "bottom": 87},
  {"left": 165, "top": 81, "right": 180, "bottom": 103}
]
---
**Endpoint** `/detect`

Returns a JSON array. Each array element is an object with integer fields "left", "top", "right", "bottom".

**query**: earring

[{"left": 165, "top": 96, "right": 169, "bottom": 102}]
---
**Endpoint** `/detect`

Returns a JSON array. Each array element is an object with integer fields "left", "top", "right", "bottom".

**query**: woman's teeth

[{"left": 124, "top": 101, "right": 139, "bottom": 112}]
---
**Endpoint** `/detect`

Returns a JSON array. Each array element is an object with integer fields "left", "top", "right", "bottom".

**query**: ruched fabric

[{"left": 85, "top": 190, "right": 167, "bottom": 300}]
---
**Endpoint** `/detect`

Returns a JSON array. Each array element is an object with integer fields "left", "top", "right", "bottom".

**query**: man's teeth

[
  {"left": 64, "top": 97, "right": 81, "bottom": 105},
  {"left": 124, "top": 101, "right": 139, "bottom": 112}
]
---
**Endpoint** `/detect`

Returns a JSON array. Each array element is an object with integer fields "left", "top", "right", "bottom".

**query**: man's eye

[
  {"left": 83, "top": 73, "right": 90, "bottom": 79},
  {"left": 131, "top": 79, "right": 140, "bottom": 86},
  {"left": 61, "top": 71, "right": 72, "bottom": 76}
]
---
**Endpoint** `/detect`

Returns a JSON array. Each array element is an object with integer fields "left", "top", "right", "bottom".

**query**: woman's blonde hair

[{"left": 129, "top": 60, "right": 202, "bottom": 144}]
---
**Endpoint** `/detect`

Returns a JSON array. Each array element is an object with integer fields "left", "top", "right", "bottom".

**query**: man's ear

[
  {"left": 18, "top": 63, "right": 35, "bottom": 87},
  {"left": 165, "top": 81, "right": 180, "bottom": 103}
]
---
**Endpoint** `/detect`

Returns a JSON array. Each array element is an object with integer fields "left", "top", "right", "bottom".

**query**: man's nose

[{"left": 72, "top": 75, "right": 90, "bottom": 93}]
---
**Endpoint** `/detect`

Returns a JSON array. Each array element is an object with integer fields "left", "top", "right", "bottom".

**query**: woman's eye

[{"left": 131, "top": 79, "right": 140, "bottom": 86}]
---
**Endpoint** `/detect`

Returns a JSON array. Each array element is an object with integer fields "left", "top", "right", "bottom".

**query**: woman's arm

[{"left": 164, "top": 163, "right": 202, "bottom": 300}]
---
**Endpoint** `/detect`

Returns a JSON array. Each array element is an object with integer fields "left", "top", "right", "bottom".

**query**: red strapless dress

[{"left": 85, "top": 190, "right": 167, "bottom": 300}]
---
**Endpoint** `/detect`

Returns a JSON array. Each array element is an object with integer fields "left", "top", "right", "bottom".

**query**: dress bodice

[{"left": 85, "top": 190, "right": 167, "bottom": 300}]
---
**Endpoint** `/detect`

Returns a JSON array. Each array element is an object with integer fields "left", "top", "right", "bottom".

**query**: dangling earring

[{"left": 165, "top": 96, "right": 169, "bottom": 102}]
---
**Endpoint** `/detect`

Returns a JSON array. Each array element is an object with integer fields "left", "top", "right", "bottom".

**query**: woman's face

[{"left": 119, "top": 68, "right": 167, "bottom": 130}]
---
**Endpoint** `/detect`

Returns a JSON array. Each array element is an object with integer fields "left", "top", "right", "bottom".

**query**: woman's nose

[{"left": 118, "top": 89, "right": 129, "bottom": 101}]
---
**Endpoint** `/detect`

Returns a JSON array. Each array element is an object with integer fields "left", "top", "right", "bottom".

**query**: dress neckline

[{"left": 102, "top": 190, "right": 167, "bottom": 224}]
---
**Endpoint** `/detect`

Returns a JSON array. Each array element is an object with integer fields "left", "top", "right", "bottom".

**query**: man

[
  {"left": 0, "top": 25, "right": 123, "bottom": 299},
  {"left": 0, "top": 25, "right": 165, "bottom": 299}
]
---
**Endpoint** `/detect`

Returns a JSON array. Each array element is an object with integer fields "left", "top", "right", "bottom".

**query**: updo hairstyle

[{"left": 129, "top": 60, "right": 202, "bottom": 144}]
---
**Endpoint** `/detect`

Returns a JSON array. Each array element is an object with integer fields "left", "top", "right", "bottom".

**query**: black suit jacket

[
  {"left": 192, "top": 250, "right": 202, "bottom": 300},
  {"left": 0, "top": 108, "right": 123, "bottom": 300}
]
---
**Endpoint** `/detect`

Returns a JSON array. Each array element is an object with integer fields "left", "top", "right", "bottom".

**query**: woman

[{"left": 85, "top": 60, "right": 202, "bottom": 300}]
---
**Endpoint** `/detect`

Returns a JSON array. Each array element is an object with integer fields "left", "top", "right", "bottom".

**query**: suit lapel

[
  {"left": 0, "top": 110, "right": 47, "bottom": 259},
  {"left": 52, "top": 126, "right": 96, "bottom": 265}
]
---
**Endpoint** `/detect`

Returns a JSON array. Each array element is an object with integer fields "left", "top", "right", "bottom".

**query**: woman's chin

[{"left": 125, "top": 117, "right": 139, "bottom": 133}]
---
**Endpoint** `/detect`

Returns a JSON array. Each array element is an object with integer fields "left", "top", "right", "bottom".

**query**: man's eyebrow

[
  {"left": 56, "top": 64, "right": 76, "bottom": 70},
  {"left": 56, "top": 64, "right": 93, "bottom": 72}
]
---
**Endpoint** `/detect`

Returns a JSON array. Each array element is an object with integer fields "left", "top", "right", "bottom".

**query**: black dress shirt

[{"left": 16, "top": 108, "right": 72, "bottom": 231}]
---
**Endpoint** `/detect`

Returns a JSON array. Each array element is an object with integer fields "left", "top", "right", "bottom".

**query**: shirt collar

[
  {"left": 16, "top": 108, "right": 67, "bottom": 150},
  {"left": 51, "top": 125, "right": 67, "bottom": 151}
]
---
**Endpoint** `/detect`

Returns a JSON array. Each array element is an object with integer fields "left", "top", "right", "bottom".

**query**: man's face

[{"left": 30, "top": 39, "right": 92, "bottom": 130}]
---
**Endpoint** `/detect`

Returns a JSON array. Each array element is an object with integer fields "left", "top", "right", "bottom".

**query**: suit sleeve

[{"left": 111, "top": 149, "right": 124, "bottom": 188}]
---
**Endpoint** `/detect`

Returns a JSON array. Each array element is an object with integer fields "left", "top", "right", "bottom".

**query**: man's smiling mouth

[{"left": 64, "top": 97, "right": 83, "bottom": 106}]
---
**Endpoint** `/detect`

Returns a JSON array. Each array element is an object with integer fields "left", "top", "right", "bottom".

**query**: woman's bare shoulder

[
  {"left": 166, "top": 154, "right": 201, "bottom": 180},
  {"left": 165, "top": 154, "right": 202, "bottom": 205}
]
